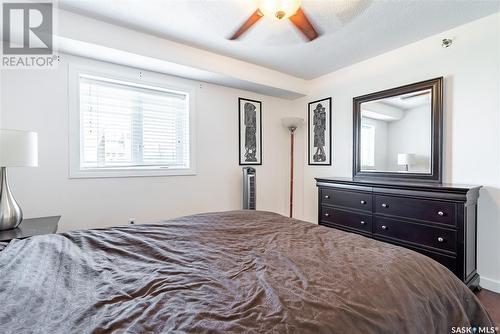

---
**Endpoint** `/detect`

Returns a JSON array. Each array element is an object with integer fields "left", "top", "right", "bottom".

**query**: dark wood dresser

[{"left": 316, "top": 177, "right": 481, "bottom": 290}]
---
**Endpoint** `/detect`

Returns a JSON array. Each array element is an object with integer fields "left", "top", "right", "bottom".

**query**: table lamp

[
  {"left": 281, "top": 117, "right": 304, "bottom": 218},
  {"left": 397, "top": 153, "right": 414, "bottom": 172},
  {"left": 0, "top": 129, "right": 38, "bottom": 230}
]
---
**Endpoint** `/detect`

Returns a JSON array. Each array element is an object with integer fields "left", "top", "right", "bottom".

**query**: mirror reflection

[{"left": 360, "top": 89, "right": 432, "bottom": 173}]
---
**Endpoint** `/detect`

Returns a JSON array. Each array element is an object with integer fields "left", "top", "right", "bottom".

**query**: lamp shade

[
  {"left": 281, "top": 117, "right": 304, "bottom": 130},
  {"left": 397, "top": 153, "right": 414, "bottom": 166},
  {"left": 0, "top": 129, "right": 38, "bottom": 167}
]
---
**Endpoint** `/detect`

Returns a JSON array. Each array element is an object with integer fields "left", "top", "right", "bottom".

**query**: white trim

[
  {"left": 68, "top": 167, "right": 197, "bottom": 179},
  {"left": 480, "top": 275, "right": 500, "bottom": 293},
  {"left": 68, "top": 60, "right": 197, "bottom": 178}
]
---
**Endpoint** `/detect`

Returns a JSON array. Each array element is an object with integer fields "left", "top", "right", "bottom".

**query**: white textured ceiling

[{"left": 59, "top": 0, "right": 500, "bottom": 79}]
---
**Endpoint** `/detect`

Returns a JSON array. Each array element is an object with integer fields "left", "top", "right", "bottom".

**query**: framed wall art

[
  {"left": 239, "top": 98, "right": 262, "bottom": 165},
  {"left": 308, "top": 97, "right": 332, "bottom": 165}
]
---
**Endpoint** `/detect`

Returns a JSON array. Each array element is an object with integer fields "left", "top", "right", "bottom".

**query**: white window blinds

[{"left": 79, "top": 74, "right": 190, "bottom": 170}]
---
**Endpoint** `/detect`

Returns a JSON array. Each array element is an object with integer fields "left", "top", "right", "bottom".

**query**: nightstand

[{"left": 0, "top": 216, "right": 61, "bottom": 242}]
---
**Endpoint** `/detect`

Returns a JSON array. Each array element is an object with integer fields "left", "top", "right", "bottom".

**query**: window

[
  {"left": 361, "top": 124, "right": 375, "bottom": 168},
  {"left": 69, "top": 67, "right": 196, "bottom": 178}
]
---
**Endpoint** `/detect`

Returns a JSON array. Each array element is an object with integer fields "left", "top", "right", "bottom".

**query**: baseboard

[{"left": 480, "top": 276, "right": 500, "bottom": 293}]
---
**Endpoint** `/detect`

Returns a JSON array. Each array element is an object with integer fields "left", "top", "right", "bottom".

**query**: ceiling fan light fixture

[
  {"left": 230, "top": 0, "right": 318, "bottom": 41},
  {"left": 257, "top": 0, "right": 301, "bottom": 20}
]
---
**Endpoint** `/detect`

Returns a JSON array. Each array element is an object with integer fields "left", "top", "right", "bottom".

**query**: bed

[{"left": 0, "top": 210, "right": 493, "bottom": 333}]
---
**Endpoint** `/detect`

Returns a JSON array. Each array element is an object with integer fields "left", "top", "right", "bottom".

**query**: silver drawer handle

[
  {"left": 360, "top": 221, "right": 366, "bottom": 225},
  {"left": 381, "top": 225, "right": 388, "bottom": 230},
  {"left": 381, "top": 203, "right": 388, "bottom": 208},
  {"left": 437, "top": 237, "right": 444, "bottom": 243},
  {"left": 437, "top": 211, "right": 444, "bottom": 216},
  {"left": 360, "top": 200, "right": 366, "bottom": 204},
  {"left": 324, "top": 195, "right": 330, "bottom": 199},
  {"left": 324, "top": 213, "right": 330, "bottom": 217}
]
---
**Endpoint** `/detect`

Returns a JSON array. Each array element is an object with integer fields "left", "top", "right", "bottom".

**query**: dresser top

[{"left": 315, "top": 177, "right": 481, "bottom": 193}]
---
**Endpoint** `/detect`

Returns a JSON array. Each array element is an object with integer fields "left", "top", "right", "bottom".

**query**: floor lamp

[{"left": 281, "top": 117, "right": 304, "bottom": 218}]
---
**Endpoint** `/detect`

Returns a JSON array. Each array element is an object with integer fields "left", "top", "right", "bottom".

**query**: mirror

[
  {"left": 360, "top": 89, "right": 432, "bottom": 173},
  {"left": 353, "top": 78, "right": 443, "bottom": 183}
]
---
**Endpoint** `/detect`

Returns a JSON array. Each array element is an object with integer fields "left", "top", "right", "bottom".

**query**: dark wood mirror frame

[{"left": 353, "top": 77, "right": 443, "bottom": 183}]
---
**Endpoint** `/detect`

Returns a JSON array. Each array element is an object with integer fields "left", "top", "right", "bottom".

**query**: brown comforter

[{"left": 0, "top": 211, "right": 493, "bottom": 333}]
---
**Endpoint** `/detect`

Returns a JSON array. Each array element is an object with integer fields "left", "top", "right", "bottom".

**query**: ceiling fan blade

[
  {"left": 229, "top": 9, "right": 263, "bottom": 40},
  {"left": 289, "top": 7, "right": 319, "bottom": 41}
]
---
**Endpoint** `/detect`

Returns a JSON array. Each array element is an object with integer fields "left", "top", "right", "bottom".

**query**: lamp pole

[
  {"left": 281, "top": 117, "right": 303, "bottom": 219},
  {"left": 288, "top": 126, "right": 297, "bottom": 218}
]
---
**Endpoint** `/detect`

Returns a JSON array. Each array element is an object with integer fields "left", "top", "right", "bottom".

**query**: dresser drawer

[
  {"left": 374, "top": 195, "right": 456, "bottom": 225},
  {"left": 321, "top": 188, "right": 372, "bottom": 212},
  {"left": 374, "top": 217, "right": 457, "bottom": 253},
  {"left": 388, "top": 239, "right": 458, "bottom": 275},
  {"left": 423, "top": 251, "right": 458, "bottom": 275},
  {"left": 320, "top": 207, "right": 372, "bottom": 233}
]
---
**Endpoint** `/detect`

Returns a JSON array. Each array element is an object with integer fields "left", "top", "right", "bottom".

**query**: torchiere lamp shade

[{"left": 281, "top": 117, "right": 304, "bottom": 130}]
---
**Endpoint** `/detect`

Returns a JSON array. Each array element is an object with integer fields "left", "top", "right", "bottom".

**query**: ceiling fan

[{"left": 229, "top": 0, "right": 320, "bottom": 42}]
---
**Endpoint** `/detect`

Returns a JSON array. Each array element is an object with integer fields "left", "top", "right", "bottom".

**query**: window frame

[{"left": 69, "top": 63, "right": 197, "bottom": 178}]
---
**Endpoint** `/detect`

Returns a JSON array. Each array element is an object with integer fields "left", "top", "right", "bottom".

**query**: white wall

[
  {"left": 0, "top": 54, "right": 293, "bottom": 232},
  {"left": 292, "top": 13, "right": 500, "bottom": 291},
  {"left": 386, "top": 105, "right": 432, "bottom": 172}
]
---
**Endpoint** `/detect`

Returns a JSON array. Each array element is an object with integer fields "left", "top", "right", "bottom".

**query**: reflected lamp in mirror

[
  {"left": 0, "top": 129, "right": 38, "bottom": 230},
  {"left": 397, "top": 153, "right": 414, "bottom": 172}
]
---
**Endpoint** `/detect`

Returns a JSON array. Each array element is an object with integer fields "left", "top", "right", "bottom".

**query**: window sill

[{"left": 69, "top": 167, "right": 197, "bottom": 179}]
